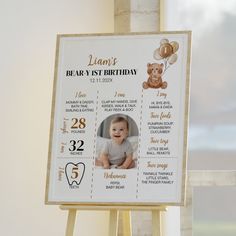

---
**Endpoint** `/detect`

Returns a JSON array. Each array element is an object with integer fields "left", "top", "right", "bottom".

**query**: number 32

[{"left": 69, "top": 140, "right": 84, "bottom": 151}]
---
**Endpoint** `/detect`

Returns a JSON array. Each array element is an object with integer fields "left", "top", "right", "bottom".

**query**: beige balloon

[
  {"left": 160, "top": 38, "right": 169, "bottom": 45},
  {"left": 168, "top": 53, "right": 178, "bottom": 64},
  {"left": 170, "top": 41, "right": 179, "bottom": 53},
  {"left": 153, "top": 48, "right": 162, "bottom": 60}
]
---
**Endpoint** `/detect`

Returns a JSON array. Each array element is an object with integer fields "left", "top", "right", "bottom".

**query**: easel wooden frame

[
  {"left": 50, "top": 1, "right": 189, "bottom": 235},
  {"left": 60, "top": 204, "right": 167, "bottom": 236}
]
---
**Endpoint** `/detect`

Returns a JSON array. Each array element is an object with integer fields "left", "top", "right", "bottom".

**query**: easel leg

[
  {"left": 65, "top": 209, "right": 77, "bottom": 236},
  {"left": 109, "top": 210, "right": 119, "bottom": 236},
  {"left": 121, "top": 211, "right": 132, "bottom": 236},
  {"left": 152, "top": 210, "right": 161, "bottom": 236}
]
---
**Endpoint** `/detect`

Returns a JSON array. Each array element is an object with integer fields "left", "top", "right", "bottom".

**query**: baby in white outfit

[{"left": 97, "top": 116, "right": 134, "bottom": 169}]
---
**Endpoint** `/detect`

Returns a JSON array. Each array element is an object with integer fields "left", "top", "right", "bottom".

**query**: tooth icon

[{"left": 65, "top": 162, "right": 85, "bottom": 186}]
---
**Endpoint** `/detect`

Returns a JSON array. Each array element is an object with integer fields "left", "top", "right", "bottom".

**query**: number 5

[{"left": 71, "top": 167, "right": 79, "bottom": 179}]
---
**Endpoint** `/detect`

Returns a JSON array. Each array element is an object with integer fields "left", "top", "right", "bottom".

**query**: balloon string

[{"left": 162, "top": 59, "right": 170, "bottom": 76}]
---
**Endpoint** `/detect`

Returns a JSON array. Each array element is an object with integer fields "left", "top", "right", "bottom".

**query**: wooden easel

[
  {"left": 60, "top": 205, "right": 167, "bottom": 236},
  {"left": 60, "top": 1, "right": 168, "bottom": 236}
]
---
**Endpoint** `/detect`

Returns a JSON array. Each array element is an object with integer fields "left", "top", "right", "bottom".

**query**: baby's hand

[
  {"left": 104, "top": 164, "right": 110, "bottom": 169},
  {"left": 117, "top": 165, "right": 126, "bottom": 169}
]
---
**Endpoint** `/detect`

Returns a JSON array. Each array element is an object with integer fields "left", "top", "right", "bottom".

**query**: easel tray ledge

[{"left": 60, "top": 204, "right": 167, "bottom": 211}]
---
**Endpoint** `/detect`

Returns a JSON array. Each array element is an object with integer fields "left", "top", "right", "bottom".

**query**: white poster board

[{"left": 45, "top": 32, "right": 191, "bottom": 205}]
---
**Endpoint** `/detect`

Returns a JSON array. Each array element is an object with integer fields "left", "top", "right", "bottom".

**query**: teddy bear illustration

[{"left": 142, "top": 63, "right": 167, "bottom": 89}]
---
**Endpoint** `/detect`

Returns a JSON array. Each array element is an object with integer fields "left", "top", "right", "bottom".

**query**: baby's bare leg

[
  {"left": 118, "top": 155, "right": 134, "bottom": 169},
  {"left": 127, "top": 160, "right": 135, "bottom": 169}
]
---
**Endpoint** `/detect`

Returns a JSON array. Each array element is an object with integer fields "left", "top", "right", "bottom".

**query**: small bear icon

[{"left": 143, "top": 63, "right": 167, "bottom": 89}]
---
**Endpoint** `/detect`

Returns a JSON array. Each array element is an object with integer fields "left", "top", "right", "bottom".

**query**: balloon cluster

[{"left": 153, "top": 38, "right": 179, "bottom": 68}]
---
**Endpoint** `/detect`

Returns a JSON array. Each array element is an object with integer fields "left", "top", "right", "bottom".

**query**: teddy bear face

[
  {"left": 143, "top": 62, "right": 167, "bottom": 89},
  {"left": 147, "top": 63, "right": 164, "bottom": 79}
]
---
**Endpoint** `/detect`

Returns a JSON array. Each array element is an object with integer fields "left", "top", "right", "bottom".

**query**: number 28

[{"left": 71, "top": 118, "right": 86, "bottom": 129}]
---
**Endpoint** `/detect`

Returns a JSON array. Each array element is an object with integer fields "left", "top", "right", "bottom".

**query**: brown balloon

[{"left": 159, "top": 43, "right": 173, "bottom": 58}]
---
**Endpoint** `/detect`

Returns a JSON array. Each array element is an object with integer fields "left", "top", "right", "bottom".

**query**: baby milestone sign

[{"left": 45, "top": 32, "right": 191, "bottom": 205}]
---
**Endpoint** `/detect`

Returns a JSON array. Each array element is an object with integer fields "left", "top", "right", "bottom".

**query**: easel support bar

[
  {"left": 65, "top": 209, "right": 77, "bottom": 236},
  {"left": 109, "top": 210, "right": 119, "bottom": 236},
  {"left": 152, "top": 210, "right": 161, "bottom": 236}
]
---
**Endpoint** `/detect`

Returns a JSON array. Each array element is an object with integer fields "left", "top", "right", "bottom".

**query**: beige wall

[{"left": 0, "top": 1, "right": 113, "bottom": 235}]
